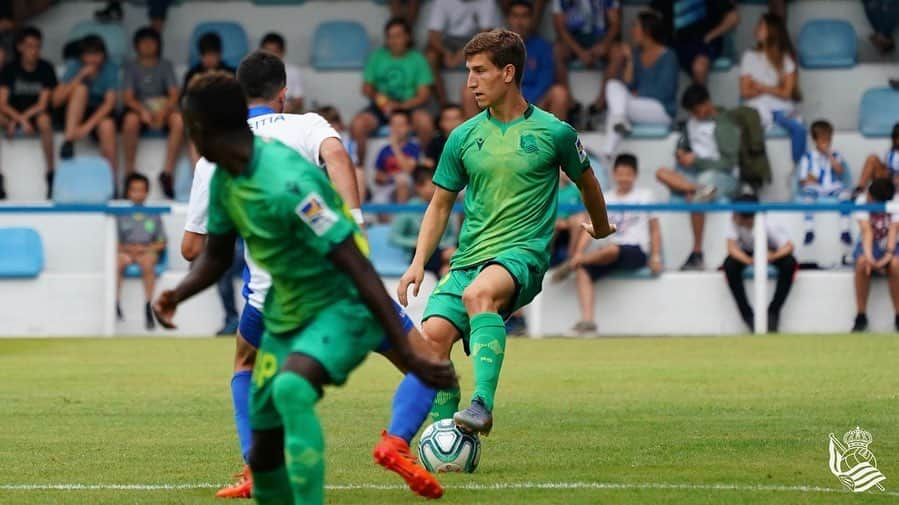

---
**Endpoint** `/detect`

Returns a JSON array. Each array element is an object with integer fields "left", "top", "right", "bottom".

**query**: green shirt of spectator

[{"left": 363, "top": 47, "right": 433, "bottom": 103}]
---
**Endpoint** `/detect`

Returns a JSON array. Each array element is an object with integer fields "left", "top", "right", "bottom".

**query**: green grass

[{"left": 1, "top": 334, "right": 898, "bottom": 504}]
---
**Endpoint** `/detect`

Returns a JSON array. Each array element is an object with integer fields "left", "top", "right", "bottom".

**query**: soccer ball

[{"left": 417, "top": 419, "right": 481, "bottom": 473}]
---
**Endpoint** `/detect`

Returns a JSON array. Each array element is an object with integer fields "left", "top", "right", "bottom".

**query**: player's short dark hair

[
  {"left": 133, "top": 26, "right": 161, "bottom": 55},
  {"left": 316, "top": 105, "right": 341, "bottom": 125},
  {"left": 413, "top": 165, "right": 434, "bottom": 186},
  {"left": 810, "top": 120, "right": 833, "bottom": 141},
  {"left": 637, "top": 10, "right": 667, "bottom": 45},
  {"left": 124, "top": 172, "right": 150, "bottom": 193},
  {"left": 508, "top": 0, "right": 534, "bottom": 12},
  {"left": 681, "top": 83, "right": 710, "bottom": 111},
  {"left": 80, "top": 34, "right": 107, "bottom": 55},
  {"left": 237, "top": 50, "right": 286, "bottom": 102},
  {"left": 390, "top": 108, "right": 411, "bottom": 122},
  {"left": 17, "top": 26, "right": 42, "bottom": 45},
  {"left": 869, "top": 178, "right": 896, "bottom": 202},
  {"left": 464, "top": 29, "right": 526, "bottom": 87},
  {"left": 613, "top": 153, "right": 638, "bottom": 173},
  {"left": 197, "top": 32, "right": 223, "bottom": 55},
  {"left": 184, "top": 71, "right": 248, "bottom": 132},
  {"left": 734, "top": 193, "right": 759, "bottom": 218},
  {"left": 260, "top": 32, "right": 285, "bottom": 52}
]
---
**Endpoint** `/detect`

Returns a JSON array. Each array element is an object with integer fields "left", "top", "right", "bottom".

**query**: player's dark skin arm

[{"left": 328, "top": 236, "right": 458, "bottom": 391}]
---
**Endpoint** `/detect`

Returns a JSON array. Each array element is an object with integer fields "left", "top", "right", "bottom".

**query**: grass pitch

[{"left": 1, "top": 334, "right": 898, "bottom": 504}]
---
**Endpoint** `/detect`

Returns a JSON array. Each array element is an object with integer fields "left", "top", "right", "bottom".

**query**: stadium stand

[
  {"left": 311, "top": 20, "right": 371, "bottom": 70},
  {"left": 0, "top": 227, "right": 44, "bottom": 278},
  {"left": 366, "top": 223, "right": 412, "bottom": 277},
  {"left": 123, "top": 248, "right": 169, "bottom": 278},
  {"left": 858, "top": 87, "right": 899, "bottom": 137},
  {"left": 51, "top": 156, "right": 114, "bottom": 204},
  {"left": 188, "top": 21, "right": 249, "bottom": 68},
  {"left": 797, "top": 19, "right": 857, "bottom": 68}
]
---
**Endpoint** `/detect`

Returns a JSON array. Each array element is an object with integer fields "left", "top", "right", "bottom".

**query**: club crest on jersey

[
  {"left": 575, "top": 138, "right": 587, "bottom": 163},
  {"left": 520, "top": 133, "right": 538, "bottom": 154},
  {"left": 296, "top": 193, "right": 338, "bottom": 236},
  {"left": 476, "top": 137, "right": 485, "bottom": 151}
]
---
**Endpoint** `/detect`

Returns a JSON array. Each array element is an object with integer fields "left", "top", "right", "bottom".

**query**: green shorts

[
  {"left": 250, "top": 299, "right": 384, "bottom": 431},
  {"left": 422, "top": 249, "right": 546, "bottom": 350}
]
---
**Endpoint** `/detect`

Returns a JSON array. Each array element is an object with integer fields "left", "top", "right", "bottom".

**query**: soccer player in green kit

[
  {"left": 398, "top": 29, "right": 616, "bottom": 435},
  {"left": 154, "top": 72, "right": 456, "bottom": 504}
]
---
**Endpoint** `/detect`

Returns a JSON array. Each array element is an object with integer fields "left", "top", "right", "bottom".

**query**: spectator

[
  {"left": 388, "top": 0, "right": 422, "bottom": 24},
  {"left": 260, "top": 32, "right": 303, "bottom": 113},
  {"left": 317, "top": 105, "right": 367, "bottom": 204},
  {"left": 657, "top": 83, "right": 739, "bottom": 271},
  {"left": 857, "top": 123, "right": 899, "bottom": 191},
  {"left": 0, "top": 26, "right": 57, "bottom": 198},
  {"left": 555, "top": 153, "right": 662, "bottom": 337},
  {"left": 425, "top": 0, "right": 497, "bottom": 107},
  {"left": 372, "top": 108, "right": 420, "bottom": 205},
  {"left": 552, "top": 0, "right": 621, "bottom": 125},
  {"left": 650, "top": 0, "right": 739, "bottom": 85},
  {"left": 769, "top": 0, "right": 786, "bottom": 20},
  {"left": 423, "top": 103, "right": 464, "bottom": 169},
  {"left": 797, "top": 120, "right": 852, "bottom": 248},
  {"left": 740, "top": 13, "right": 805, "bottom": 164},
  {"left": 121, "top": 27, "right": 182, "bottom": 199},
  {"left": 350, "top": 17, "right": 433, "bottom": 165},
  {"left": 390, "top": 165, "right": 459, "bottom": 278},
  {"left": 0, "top": 10, "right": 13, "bottom": 70},
  {"left": 851, "top": 177, "right": 899, "bottom": 332},
  {"left": 722, "top": 193, "right": 796, "bottom": 332},
  {"left": 116, "top": 173, "right": 166, "bottom": 330},
  {"left": 507, "top": 0, "right": 571, "bottom": 122},
  {"left": 864, "top": 0, "right": 899, "bottom": 54},
  {"left": 182, "top": 32, "right": 235, "bottom": 95},
  {"left": 95, "top": 0, "right": 172, "bottom": 32},
  {"left": 52, "top": 35, "right": 119, "bottom": 173},
  {"left": 501, "top": 0, "right": 548, "bottom": 21},
  {"left": 601, "top": 10, "right": 678, "bottom": 158}
]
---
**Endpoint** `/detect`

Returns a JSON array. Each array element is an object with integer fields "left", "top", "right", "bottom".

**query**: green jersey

[
  {"left": 362, "top": 47, "right": 434, "bottom": 102},
  {"left": 433, "top": 104, "right": 590, "bottom": 269},
  {"left": 207, "top": 137, "right": 367, "bottom": 334}
]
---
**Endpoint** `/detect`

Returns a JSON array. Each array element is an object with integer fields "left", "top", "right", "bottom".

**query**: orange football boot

[
  {"left": 215, "top": 465, "right": 253, "bottom": 499},
  {"left": 373, "top": 431, "right": 443, "bottom": 499}
]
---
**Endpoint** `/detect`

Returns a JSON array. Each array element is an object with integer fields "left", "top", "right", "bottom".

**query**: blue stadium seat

[
  {"left": 367, "top": 224, "right": 410, "bottom": 277},
  {"left": 742, "top": 265, "right": 780, "bottom": 279},
  {"left": 374, "top": 125, "right": 390, "bottom": 138},
  {"left": 0, "top": 228, "right": 44, "bottom": 278},
  {"left": 859, "top": 88, "right": 899, "bottom": 138},
  {"left": 124, "top": 249, "right": 169, "bottom": 278},
  {"left": 630, "top": 123, "right": 672, "bottom": 138},
  {"left": 66, "top": 20, "right": 127, "bottom": 65},
  {"left": 53, "top": 156, "right": 114, "bottom": 204},
  {"left": 586, "top": 150, "right": 610, "bottom": 189},
  {"left": 797, "top": 19, "right": 856, "bottom": 69},
  {"left": 189, "top": 21, "right": 249, "bottom": 69},
  {"left": 712, "top": 32, "right": 736, "bottom": 72},
  {"left": 312, "top": 21, "right": 371, "bottom": 70},
  {"left": 766, "top": 124, "right": 789, "bottom": 138}
]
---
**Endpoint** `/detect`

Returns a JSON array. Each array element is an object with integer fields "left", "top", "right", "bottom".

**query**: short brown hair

[
  {"left": 463, "top": 29, "right": 526, "bottom": 87},
  {"left": 810, "top": 120, "right": 833, "bottom": 141}
]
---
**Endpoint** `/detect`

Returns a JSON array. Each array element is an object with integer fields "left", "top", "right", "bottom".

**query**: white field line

[{"left": 0, "top": 481, "right": 895, "bottom": 496}]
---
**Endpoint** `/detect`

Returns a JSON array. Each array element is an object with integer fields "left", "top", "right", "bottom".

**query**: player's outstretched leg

[
  {"left": 452, "top": 312, "right": 504, "bottom": 435},
  {"left": 272, "top": 369, "right": 325, "bottom": 505}
]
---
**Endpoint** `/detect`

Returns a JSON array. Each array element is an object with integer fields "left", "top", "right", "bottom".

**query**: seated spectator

[
  {"left": 260, "top": 32, "right": 303, "bottom": 113},
  {"left": 351, "top": 18, "right": 433, "bottom": 165},
  {"left": 182, "top": 32, "right": 235, "bottom": 94},
  {"left": 423, "top": 103, "right": 464, "bottom": 169},
  {"left": 390, "top": 165, "right": 459, "bottom": 278},
  {"left": 857, "top": 123, "right": 899, "bottom": 191},
  {"left": 797, "top": 120, "right": 852, "bottom": 248},
  {"left": 425, "top": 0, "right": 497, "bottom": 107},
  {"left": 722, "top": 193, "right": 796, "bottom": 332},
  {"left": 52, "top": 35, "right": 119, "bottom": 173},
  {"left": 372, "top": 109, "right": 420, "bottom": 206},
  {"left": 121, "top": 27, "right": 182, "bottom": 199},
  {"left": 864, "top": 0, "right": 899, "bottom": 54},
  {"left": 851, "top": 177, "right": 899, "bottom": 332},
  {"left": 601, "top": 10, "right": 678, "bottom": 157},
  {"left": 117, "top": 173, "right": 166, "bottom": 330},
  {"left": 555, "top": 154, "right": 662, "bottom": 337},
  {"left": 656, "top": 83, "right": 739, "bottom": 271},
  {"left": 650, "top": 0, "right": 739, "bottom": 85},
  {"left": 501, "top": 0, "right": 547, "bottom": 21},
  {"left": 507, "top": 0, "right": 571, "bottom": 122},
  {"left": 552, "top": 0, "right": 621, "bottom": 126},
  {"left": 740, "top": 13, "right": 805, "bottom": 164},
  {"left": 388, "top": 0, "right": 422, "bottom": 24},
  {"left": 0, "top": 26, "right": 57, "bottom": 198}
]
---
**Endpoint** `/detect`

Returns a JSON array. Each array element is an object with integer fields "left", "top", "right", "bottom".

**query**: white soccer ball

[{"left": 417, "top": 419, "right": 481, "bottom": 473}]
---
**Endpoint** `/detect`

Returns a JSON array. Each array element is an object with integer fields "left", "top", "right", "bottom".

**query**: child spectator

[
  {"left": 851, "top": 178, "right": 899, "bottom": 332},
  {"left": 0, "top": 26, "right": 57, "bottom": 198},
  {"left": 722, "top": 194, "right": 797, "bottom": 332},
  {"left": 121, "top": 27, "right": 182, "bottom": 199},
  {"left": 423, "top": 103, "right": 464, "bottom": 169},
  {"left": 555, "top": 154, "right": 662, "bottom": 337},
  {"left": 797, "top": 120, "right": 851, "bottom": 247},
  {"left": 117, "top": 173, "right": 166, "bottom": 330},
  {"left": 52, "top": 35, "right": 119, "bottom": 173},
  {"left": 182, "top": 32, "right": 235, "bottom": 94},
  {"left": 390, "top": 165, "right": 459, "bottom": 278},
  {"left": 857, "top": 123, "right": 899, "bottom": 191},
  {"left": 317, "top": 105, "right": 366, "bottom": 204},
  {"left": 260, "top": 32, "right": 303, "bottom": 113},
  {"left": 372, "top": 109, "right": 420, "bottom": 205}
]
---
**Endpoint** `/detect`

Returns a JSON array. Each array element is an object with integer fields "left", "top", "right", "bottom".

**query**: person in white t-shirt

[
  {"left": 850, "top": 178, "right": 899, "bottom": 332},
  {"left": 555, "top": 154, "right": 662, "bottom": 336},
  {"left": 260, "top": 32, "right": 303, "bottom": 113},
  {"left": 739, "top": 13, "right": 806, "bottom": 164},
  {"left": 722, "top": 194, "right": 797, "bottom": 332}
]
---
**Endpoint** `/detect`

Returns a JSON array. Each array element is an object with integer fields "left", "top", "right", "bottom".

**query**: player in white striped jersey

[{"left": 797, "top": 120, "right": 851, "bottom": 247}]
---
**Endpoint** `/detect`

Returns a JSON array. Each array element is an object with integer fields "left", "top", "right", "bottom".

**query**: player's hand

[
  {"left": 397, "top": 264, "right": 425, "bottom": 307},
  {"left": 402, "top": 352, "right": 458, "bottom": 390},
  {"left": 153, "top": 290, "right": 179, "bottom": 329},
  {"left": 19, "top": 119, "right": 34, "bottom": 135},
  {"left": 581, "top": 221, "right": 616, "bottom": 240}
]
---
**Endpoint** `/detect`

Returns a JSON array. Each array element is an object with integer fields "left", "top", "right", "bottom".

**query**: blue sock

[
  {"left": 387, "top": 373, "right": 437, "bottom": 444},
  {"left": 231, "top": 370, "right": 253, "bottom": 463}
]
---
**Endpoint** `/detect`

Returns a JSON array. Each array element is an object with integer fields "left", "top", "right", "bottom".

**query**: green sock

[
  {"left": 272, "top": 372, "right": 325, "bottom": 505},
  {"left": 253, "top": 466, "right": 293, "bottom": 505},
  {"left": 469, "top": 312, "right": 507, "bottom": 411},
  {"left": 429, "top": 386, "right": 461, "bottom": 422}
]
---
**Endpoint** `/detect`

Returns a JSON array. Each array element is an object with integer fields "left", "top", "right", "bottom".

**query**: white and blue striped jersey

[
  {"left": 797, "top": 149, "right": 849, "bottom": 193},
  {"left": 884, "top": 148, "right": 899, "bottom": 176}
]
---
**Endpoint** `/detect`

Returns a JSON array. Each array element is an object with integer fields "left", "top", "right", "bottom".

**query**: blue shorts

[
  {"left": 375, "top": 299, "right": 417, "bottom": 353},
  {"left": 238, "top": 304, "right": 265, "bottom": 348},
  {"left": 854, "top": 242, "right": 899, "bottom": 262}
]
